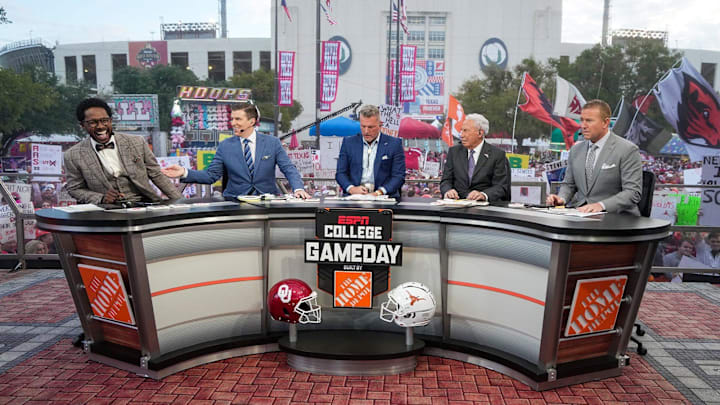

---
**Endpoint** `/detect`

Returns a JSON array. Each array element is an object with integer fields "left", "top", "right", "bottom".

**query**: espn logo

[
  {"left": 337, "top": 215, "right": 370, "bottom": 225},
  {"left": 565, "top": 275, "right": 627, "bottom": 337}
]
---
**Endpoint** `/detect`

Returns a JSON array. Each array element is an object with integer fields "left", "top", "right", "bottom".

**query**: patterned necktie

[
  {"left": 585, "top": 144, "right": 597, "bottom": 185},
  {"left": 95, "top": 142, "right": 115, "bottom": 152},
  {"left": 243, "top": 138, "right": 254, "bottom": 177},
  {"left": 468, "top": 149, "right": 475, "bottom": 180}
]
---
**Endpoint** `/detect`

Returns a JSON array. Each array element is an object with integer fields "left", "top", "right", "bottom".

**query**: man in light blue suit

[
  {"left": 163, "top": 104, "right": 310, "bottom": 199},
  {"left": 335, "top": 105, "right": 405, "bottom": 198}
]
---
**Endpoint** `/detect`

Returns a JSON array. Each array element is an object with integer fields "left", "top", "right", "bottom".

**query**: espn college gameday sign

[
  {"left": 305, "top": 209, "right": 402, "bottom": 308},
  {"left": 565, "top": 275, "right": 627, "bottom": 337}
]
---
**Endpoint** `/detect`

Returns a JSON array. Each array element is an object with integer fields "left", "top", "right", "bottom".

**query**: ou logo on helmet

[
  {"left": 278, "top": 284, "right": 292, "bottom": 303},
  {"left": 479, "top": 37, "right": 508, "bottom": 73}
]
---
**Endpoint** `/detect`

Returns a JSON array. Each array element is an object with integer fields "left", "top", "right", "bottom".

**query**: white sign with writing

[
  {"left": 286, "top": 149, "right": 314, "bottom": 177},
  {"left": 650, "top": 193, "right": 680, "bottom": 222},
  {"left": 319, "top": 136, "right": 343, "bottom": 171},
  {"left": 700, "top": 155, "right": 720, "bottom": 226},
  {"left": 157, "top": 156, "right": 191, "bottom": 170},
  {"left": 379, "top": 104, "right": 401, "bottom": 137},
  {"left": 30, "top": 144, "right": 62, "bottom": 175},
  {"left": 424, "top": 161, "right": 440, "bottom": 178}
]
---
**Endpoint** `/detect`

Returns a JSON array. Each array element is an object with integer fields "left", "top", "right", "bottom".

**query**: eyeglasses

[{"left": 83, "top": 117, "right": 112, "bottom": 128}]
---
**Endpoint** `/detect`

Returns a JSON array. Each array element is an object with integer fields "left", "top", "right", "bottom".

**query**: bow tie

[{"left": 96, "top": 142, "right": 115, "bottom": 152}]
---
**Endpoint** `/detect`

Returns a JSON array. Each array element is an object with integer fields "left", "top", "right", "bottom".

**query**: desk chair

[{"left": 630, "top": 170, "right": 656, "bottom": 355}]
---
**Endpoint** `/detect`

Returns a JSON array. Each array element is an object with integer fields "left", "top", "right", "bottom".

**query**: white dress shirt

[{"left": 90, "top": 135, "right": 125, "bottom": 178}]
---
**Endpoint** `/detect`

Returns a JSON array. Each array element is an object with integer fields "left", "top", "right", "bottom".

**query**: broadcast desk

[{"left": 35, "top": 199, "right": 671, "bottom": 390}]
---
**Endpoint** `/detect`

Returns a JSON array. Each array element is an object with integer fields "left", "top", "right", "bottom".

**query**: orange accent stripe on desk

[
  {"left": 151, "top": 276, "right": 264, "bottom": 297},
  {"left": 447, "top": 280, "right": 545, "bottom": 306}
]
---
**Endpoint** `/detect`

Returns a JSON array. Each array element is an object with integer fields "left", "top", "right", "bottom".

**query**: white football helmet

[{"left": 380, "top": 282, "right": 437, "bottom": 327}]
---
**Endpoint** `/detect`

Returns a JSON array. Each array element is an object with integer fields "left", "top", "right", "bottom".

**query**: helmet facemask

[{"left": 294, "top": 291, "right": 321, "bottom": 324}]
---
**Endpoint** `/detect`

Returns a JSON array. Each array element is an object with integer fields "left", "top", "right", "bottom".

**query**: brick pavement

[{"left": 1, "top": 270, "right": 718, "bottom": 404}]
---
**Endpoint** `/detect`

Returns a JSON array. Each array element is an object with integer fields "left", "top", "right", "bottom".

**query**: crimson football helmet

[
  {"left": 380, "top": 281, "right": 437, "bottom": 327},
  {"left": 268, "top": 279, "right": 321, "bottom": 324}
]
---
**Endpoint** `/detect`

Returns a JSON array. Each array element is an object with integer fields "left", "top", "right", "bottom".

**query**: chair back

[{"left": 638, "top": 170, "right": 655, "bottom": 217}]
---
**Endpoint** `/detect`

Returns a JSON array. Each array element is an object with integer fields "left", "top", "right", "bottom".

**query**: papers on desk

[
  {"left": 325, "top": 195, "right": 397, "bottom": 202},
  {"left": 54, "top": 204, "right": 105, "bottom": 213},
  {"left": 531, "top": 207, "right": 603, "bottom": 217},
  {"left": 431, "top": 199, "right": 489, "bottom": 207},
  {"left": 270, "top": 198, "right": 320, "bottom": 203}
]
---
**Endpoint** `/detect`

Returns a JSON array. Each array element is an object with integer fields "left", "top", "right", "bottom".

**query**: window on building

[
  {"left": 429, "top": 31, "right": 445, "bottom": 42},
  {"left": 171, "top": 52, "right": 189, "bottom": 69},
  {"left": 429, "top": 16, "right": 446, "bottom": 25},
  {"left": 416, "top": 47, "right": 425, "bottom": 59},
  {"left": 208, "top": 51, "right": 225, "bottom": 82},
  {"left": 701, "top": 63, "right": 716, "bottom": 87},
  {"left": 111, "top": 54, "right": 127, "bottom": 73},
  {"left": 233, "top": 51, "right": 252, "bottom": 75},
  {"left": 428, "top": 48, "right": 444, "bottom": 59},
  {"left": 260, "top": 51, "right": 271, "bottom": 70},
  {"left": 407, "top": 16, "right": 425, "bottom": 25},
  {"left": 64, "top": 56, "right": 77, "bottom": 84},
  {"left": 82, "top": 55, "right": 97, "bottom": 86},
  {"left": 390, "top": 48, "right": 397, "bottom": 59},
  {"left": 386, "top": 31, "right": 404, "bottom": 41},
  {"left": 408, "top": 30, "right": 425, "bottom": 41}
]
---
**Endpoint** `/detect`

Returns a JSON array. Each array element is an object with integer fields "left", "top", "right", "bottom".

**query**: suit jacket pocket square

[
  {"left": 381, "top": 155, "right": 389, "bottom": 160},
  {"left": 262, "top": 155, "right": 271, "bottom": 160},
  {"left": 601, "top": 163, "right": 616, "bottom": 169}
]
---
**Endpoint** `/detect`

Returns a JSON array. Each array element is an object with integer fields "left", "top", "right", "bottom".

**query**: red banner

[
  {"left": 128, "top": 41, "right": 168, "bottom": 68},
  {"left": 321, "top": 71, "right": 339, "bottom": 103}
]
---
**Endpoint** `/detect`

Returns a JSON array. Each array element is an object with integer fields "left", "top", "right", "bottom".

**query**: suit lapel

[
  {"left": 588, "top": 134, "right": 616, "bottom": 191},
  {"left": 114, "top": 134, "right": 135, "bottom": 177},
  {"left": 471, "top": 143, "right": 490, "bottom": 180},
  {"left": 81, "top": 139, "right": 114, "bottom": 189},
  {"left": 252, "top": 134, "right": 266, "bottom": 179},
  {"left": 373, "top": 134, "right": 387, "bottom": 179}
]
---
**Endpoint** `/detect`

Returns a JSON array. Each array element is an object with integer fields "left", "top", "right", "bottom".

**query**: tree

[
  {"left": 0, "top": 7, "right": 11, "bottom": 24},
  {"left": 227, "top": 70, "right": 304, "bottom": 132},
  {"left": 0, "top": 67, "right": 91, "bottom": 155},
  {"left": 112, "top": 65, "right": 199, "bottom": 131}
]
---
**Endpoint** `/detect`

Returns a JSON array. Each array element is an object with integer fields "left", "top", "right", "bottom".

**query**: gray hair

[
  {"left": 358, "top": 104, "right": 380, "bottom": 119},
  {"left": 465, "top": 113, "right": 489, "bottom": 134}
]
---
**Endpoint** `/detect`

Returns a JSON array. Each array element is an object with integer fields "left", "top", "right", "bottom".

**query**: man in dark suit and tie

[
  {"left": 546, "top": 99, "right": 641, "bottom": 214},
  {"left": 335, "top": 104, "right": 405, "bottom": 198},
  {"left": 162, "top": 103, "right": 310, "bottom": 199},
  {"left": 440, "top": 114, "right": 510, "bottom": 201},
  {"left": 64, "top": 98, "right": 182, "bottom": 204}
]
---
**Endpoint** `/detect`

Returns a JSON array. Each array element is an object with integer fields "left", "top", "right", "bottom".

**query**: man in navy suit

[
  {"left": 335, "top": 105, "right": 405, "bottom": 198},
  {"left": 163, "top": 103, "right": 310, "bottom": 199}
]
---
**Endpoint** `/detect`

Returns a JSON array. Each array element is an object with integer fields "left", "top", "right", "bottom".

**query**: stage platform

[{"left": 1, "top": 269, "right": 718, "bottom": 404}]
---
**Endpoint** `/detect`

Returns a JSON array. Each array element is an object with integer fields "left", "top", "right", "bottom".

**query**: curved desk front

[{"left": 35, "top": 200, "right": 670, "bottom": 390}]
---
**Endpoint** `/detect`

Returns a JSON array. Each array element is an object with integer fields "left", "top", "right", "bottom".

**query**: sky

[{"left": 1, "top": 0, "right": 719, "bottom": 52}]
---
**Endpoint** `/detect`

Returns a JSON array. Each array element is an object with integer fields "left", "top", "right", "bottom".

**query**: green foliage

[
  {"left": 227, "top": 70, "right": 304, "bottom": 132},
  {"left": 112, "top": 65, "right": 199, "bottom": 131},
  {"left": 455, "top": 39, "right": 683, "bottom": 143},
  {"left": 0, "top": 7, "right": 10, "bottom": 24},
  {"left": 0, "top": 67, "right": 91, "bottom": 155}
]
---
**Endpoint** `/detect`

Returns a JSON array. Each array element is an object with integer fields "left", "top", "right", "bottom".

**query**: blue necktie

[
  {"left": 243, "top": 138, "right": 254, "bottom": 178},
  {"left": 468, "top": 150, "right": 475, "bottom": 180}
]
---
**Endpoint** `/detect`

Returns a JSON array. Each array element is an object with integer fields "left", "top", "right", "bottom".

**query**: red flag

[
  {"left": 441, "top": 117, "right": 453, "bottom": 147},
  {"left": 281, "top": 0, "right": 292, "bottom": 22},
  {"left": 289, "top": 132, "right": 299, "bottom": 149},
  {"left": 632, "top": 94, "right": 654, "bottom": 114},
  {"left": 519, "top": 73, "right": 580, "bottom": 149}
]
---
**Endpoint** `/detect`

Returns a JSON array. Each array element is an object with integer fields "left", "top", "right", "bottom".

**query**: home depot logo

[
  {"left": 77, "top": 264, "right": 136, "bottom": 325},
  {"left": 565, "top": 275, "right": 627, "bottom": 337},
  {"left": 334, "top": 270, "right": 372, "bottom": 308}
]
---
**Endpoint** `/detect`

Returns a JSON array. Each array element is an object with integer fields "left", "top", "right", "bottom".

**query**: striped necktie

[
  {"left": 585, "top": 144, "right": 597, "bottom": 185},
  {"left": 243, "top": 138, "right": 254, "bottom": 177}
]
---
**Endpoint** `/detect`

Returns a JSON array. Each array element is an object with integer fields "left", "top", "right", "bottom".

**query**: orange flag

[
  {"left": 444, "top": 95, "right": 465, "bottom": 146},
  {"left": 441, "top": 118, "right": 453, "bottom": 146}
]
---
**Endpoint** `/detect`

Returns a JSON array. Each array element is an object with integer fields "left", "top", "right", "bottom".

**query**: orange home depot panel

[
  {"left": 564, "top": 275, "right": 627, "bottom": 337},
  {"left": 334, "top": 270, "right": 373, "bottom": 308},
  {"left": 78, "top": 264, "right": 136, "bottom": 325}
]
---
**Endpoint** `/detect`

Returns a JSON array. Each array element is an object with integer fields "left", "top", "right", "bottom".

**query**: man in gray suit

[
  {"left": 440, "top": 113, "right": 510, "bottom": 201},
  {"left": 546, "top": 99, "right": 641, "bottom": 215},
  {"left": 64, "top": 98, "right": 182, "bottom": 204}
]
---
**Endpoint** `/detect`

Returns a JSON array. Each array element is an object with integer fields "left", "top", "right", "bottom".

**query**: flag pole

[
  {"left": 394, "top": 0, "right": 401, "bottom": 106},
  {"left": 511, "top": 72, "right": 526, "bottom": 154},
  {"left": 385, "top": 0, "right": 392, "bottom": 104},
  {"left": 629, "top": 58, "right": 683, "bottom": 129},
  {"left": 273, "top": 0, "right": 279, "bottom": 138},
  {"left": 314, "top": 0, "right": 321, "bottom": 148}
]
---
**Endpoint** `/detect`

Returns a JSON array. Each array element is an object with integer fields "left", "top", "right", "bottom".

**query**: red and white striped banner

[
  {"left": 399, "top": 45, "right": 416, "bottom": 102},
  {"left": 278, "top": 51, "right": 295, "bottom": 106}
]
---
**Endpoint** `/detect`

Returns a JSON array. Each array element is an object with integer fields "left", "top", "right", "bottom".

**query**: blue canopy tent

[{"left": 308, "top": 116, "right": 360, "bottom": 137}]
